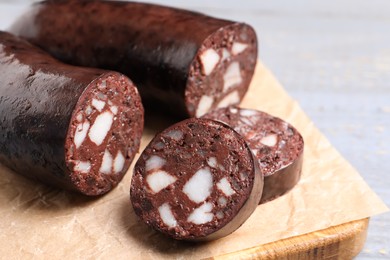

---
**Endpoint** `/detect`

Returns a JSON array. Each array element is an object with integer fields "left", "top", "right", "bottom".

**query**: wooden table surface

[{"left": 1, "top": 1, "right": 389, "bottom": 259}]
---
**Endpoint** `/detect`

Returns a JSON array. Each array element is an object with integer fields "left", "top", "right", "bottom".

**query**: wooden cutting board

[{"left": 213, "top": 218, "right": 369, "bottom": 259}]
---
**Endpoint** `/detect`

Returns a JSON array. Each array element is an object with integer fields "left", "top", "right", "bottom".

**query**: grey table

[{"left": 0, "top": 1, "right": 389, "bottom": 259}]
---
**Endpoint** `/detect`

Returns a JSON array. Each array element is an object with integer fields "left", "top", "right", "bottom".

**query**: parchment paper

[{"left": 0, "top": 63, "right": 387, "bottom": 259}]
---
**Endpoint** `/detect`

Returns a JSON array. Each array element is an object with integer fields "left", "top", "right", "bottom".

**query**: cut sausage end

[
  {"left": 186, "top": 23, "right": 258, "bottom": 117},
  {"left": 65, "top": 72, "right": 144, "bottom": 196},
  {"left": 131, "top": 118, "right": 263, "bottom": 241}
]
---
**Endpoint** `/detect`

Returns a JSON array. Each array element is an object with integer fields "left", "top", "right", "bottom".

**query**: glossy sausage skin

[
  {"left": 10, "top": 0, "right": 258, "bottom": 118},
  {"left": 0, "top": 31, "right": 144, "bottom": 195}
]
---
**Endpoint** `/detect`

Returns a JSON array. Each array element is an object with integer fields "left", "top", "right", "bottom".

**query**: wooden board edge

[{"left": 209, "top": 218, "right": 369, "bottom": 260}]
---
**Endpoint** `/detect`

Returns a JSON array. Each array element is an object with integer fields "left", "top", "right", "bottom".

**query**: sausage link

[
  {"left": 0, "top": 31, "right": 144, "bottom": 196},
  {"left": 10, "top": 0, "right": 258, "bottom": 118}
]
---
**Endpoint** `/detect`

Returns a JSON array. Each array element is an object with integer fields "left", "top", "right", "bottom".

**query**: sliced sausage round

[
  {"left": 10, "top": 1, "right": 258, "bottom": 118},
  {"left": 0, "top": 31, "right": 144, "bottom": 196},
  {"left": 204, "top": 106, "right": 304, "bottom": 203},
  {"left": 130, "top": 118, "right": 263, "bottom": 241}
]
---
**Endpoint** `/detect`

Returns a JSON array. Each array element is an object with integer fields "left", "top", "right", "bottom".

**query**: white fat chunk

[
  {"left": 74, "top": 121, "right": 90, "bottom": 149},
  {"left": 218, "top": 163, "right": 226, "bottom": 171},
  {"left": 113, "top": 151, "right": 125, "bottom": 173},
  {"left": 217, "top": 91, "right": 240, "bottom": 108},
  {"left": 196, "top": 95, "right": 214, "bottom": 118},
  {"left": 85, "top": 105, "right": 93, "bottom": 115},
  {"left": 260, "top": 134, "right": 278, "bottom": 147},
  {"left": 229, "top": 107, "right": 238, "bottom": 114},
  {"left": 147, "top": 170, "right": 177, "bottom": 193},
  {"left": 217, "top": 177, "right": 236, "bottom": 196},
  {"left": 200, "top": 48, "right": 220, "bottom": 76},
  {"left": 222, "top": 48, "right": 230, "bottom": 61},
  {"left": 98, "top": 80, "right": 107, "bottom": 89},
  {"left": 251, "top": 149, "right": 258, "bottom": 157},
  {"left": 99, "top": 149, "right": 113, "bottom": 174},
  {"left": 158, "top": 203, "right": 177, "bottom": 228},
  {"left": 240, "top": 116, "right": 254, "bottom": 127},
  {"left": 240, "top": 109, "right": 257, "bottom": 117},
  {"left": 76, "top": 113, "right": 83, "bottom": 122},
  {"left": 74, "top": 161, "right": 91, "bottom": 173},
  {"left": 88, "top": 111, "right": 113, "bottom": 146},
  {"left": 110, "top": 106, "right": 118, "bottom": 115},
  {"left": 153, "top": 142, "right": 165, "bottom": 150},
  {"left": 218, "top": 196, "right": 227, "bottom": 207},
  {"left": 231, "top": 42, "right": 248, "bottom": 55},
  {"left": 187, "top": 202, "right": 214, "bottom": 225},
  {"left": 183, "top": 168, "right": 213, "bottom": 203},
  {"left": 207, "top": 157, "right": 217, "bottom": 168},
  {"left": 165, "top": 130, "right": 183, "bottom": 141},
  {"left": 145, "top": 155, "right": 166, "bottom": 172},
  {"left": 205, "top": 157, "right": 224, "bottom": 171},
  {"left": 240, "top": 171, "right": 249, "bottom": 181},
  {"left": 246, "top": 131, "right": 257, "bottom": 140},
  {"left": 216, "top": 211, "right": 224, "bottom": 219},
  {"left": 92, "top": 98, "right": 106, "bottom": 112},
  {"left": 223, "top": 62, "right": 242, "bottom": 92}
]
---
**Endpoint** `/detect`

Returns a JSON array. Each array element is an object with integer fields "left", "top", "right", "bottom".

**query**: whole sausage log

[
  {"left": 204, "top": 106, "right": 304, "bottom": 204},
  {"left": 130, "top": 118, "right": 263, "bottom": 241},
  {"left": 0, "top": 31, "right": 144, "bottom": 196},
  {"left": 10, "top": 0, "right": 258, "bottom": 118}
]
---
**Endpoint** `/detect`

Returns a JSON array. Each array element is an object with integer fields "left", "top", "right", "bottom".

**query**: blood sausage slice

[
  {"left": 130, "top": 118, "right": 263, "bottom": 241},
  {"left": 204, "top": 106, "right": 304, "bottom": 203}
]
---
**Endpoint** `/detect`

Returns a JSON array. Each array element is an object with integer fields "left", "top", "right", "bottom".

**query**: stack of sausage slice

[{"left": 131, "top": 108, "right": 303, "bottom": 241}]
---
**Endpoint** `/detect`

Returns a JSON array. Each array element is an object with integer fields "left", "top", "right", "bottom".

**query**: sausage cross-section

[
  {"left": 10, "top": 0, "right": 258, "bottom": 118},
  {"left": 0, "top": 31, "right": 144, "bottom": 196},
  {"left": 204, "top": 107, "right": 304, "bottom": 203},
  {"left": 130, "top": 118, "right": 263, "bottom": 241}
]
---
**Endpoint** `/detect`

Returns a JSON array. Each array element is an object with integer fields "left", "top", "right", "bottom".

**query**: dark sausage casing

[
  {"left": 10, "top": 0, "right": 258, "bottom": 118},
  {"left": 131, "top": 118, "right": 263, "bottom": 241},
  {"left": 204, "top": 107, "right": 304, "bottom": 204},
  {"left": 0, "top": 31, "right": 144, "bottom": 196}
]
